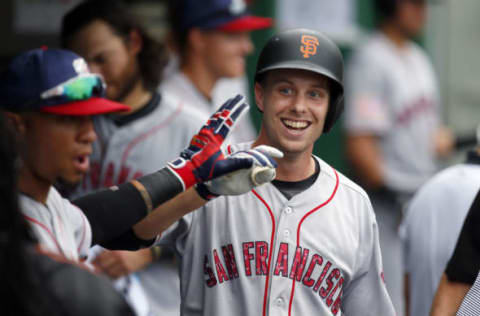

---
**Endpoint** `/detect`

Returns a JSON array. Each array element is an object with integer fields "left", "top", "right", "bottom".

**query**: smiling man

[{"left": 157, "top": 28, "right": 395, "bottom": 316}]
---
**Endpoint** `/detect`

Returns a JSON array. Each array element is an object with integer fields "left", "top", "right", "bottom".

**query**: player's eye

[
  {"left": 93, "top": 54, "right": 106, "bottom": 65},
  {"left": 308, "top": 89, "right": 328, "bottom": 100},
  {"left": 278, "top": 86, "right": 294, "bottom": 96}
]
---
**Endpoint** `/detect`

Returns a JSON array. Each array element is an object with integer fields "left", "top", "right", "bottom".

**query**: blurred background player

[
  {"left": 343, "top": 0, "right": 454, "bottom": 313},
  {"left": 60, "top": 0, "right": 208, "bottom": 314},
  {"left": 399, "top": 131, "right": 480, "bottom": 316},
  {"left": 161, "top": 0, "right": 272, "bottom": 143}
]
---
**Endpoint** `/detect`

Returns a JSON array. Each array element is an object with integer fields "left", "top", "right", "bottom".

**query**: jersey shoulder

[
  {"left": 349, "top": 32, "right": 400, "bottom": 72},
  {"left": 161, "top": 91, "right": 210, "bottom": 123},
  {"left": 315, "top": 156, "right": 371, "bottom": 202}
]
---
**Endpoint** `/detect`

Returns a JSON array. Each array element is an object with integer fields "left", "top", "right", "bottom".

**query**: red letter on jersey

[
  {"left": 103, "top": 162, "right": 115, "bottom": 188},
  {"left": 118, "top": 166, "right": 131, "bottom": 185},
  {"left": 243, "top": 242, "right": 254, "bottom": 276},
  {"left": 320, "top": 268, "right": 340, "bottom": 299},
  {"left": 314, "top": 261, "right": 332, "bottom": 292},
  {"left": 331, "top": 289, "right": 343, "bottom": 315},
  {"left": 204, "top": 255, "right": 217, "bottom": 287},
  {"left": 274, "top": 242, "right": 289, "bottom": 277},
  {"left": 326, "top": 276, "right": 344, "bottom": 307},
  {"left": 302, "top": 254, "right": 323, "bottom": 287},
  {"left": 222, "top": 244, "right": 239, "bottom": 279},
  {"left": 89, "top": 162, "right": 101, "bottom": 190},
  {"left": 256, "top": 241, "right": 268, "bottom": 275},
  {"left": 290, "top": 247, "right": 310, "bottom": 281},
  {"left": 213, "top": 249, "right": 229, "bottom": 283}
]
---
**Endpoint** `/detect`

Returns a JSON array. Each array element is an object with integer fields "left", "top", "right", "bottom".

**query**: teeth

[{"left": 283, "top": 119, "right": 308, "bottom": 129}]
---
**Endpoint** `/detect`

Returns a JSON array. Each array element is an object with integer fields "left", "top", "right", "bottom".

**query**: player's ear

[
  {"left": 254, "top": 82, "right": 265, "bottom": 113},
  {"left": 4, "top": 112, "right": 27, "bottom": 136},
  {"left": 127, "top": 29, "right": 143, "bottom": 56},
  {"left": 188, "top": 28, "right": 207, "bottom": 54}
]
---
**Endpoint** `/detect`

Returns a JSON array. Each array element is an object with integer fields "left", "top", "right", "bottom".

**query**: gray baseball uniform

[
  {"left": 344, "top": 31, "right": 442, "bottom": 314},
  {"left": 158, "top": 142, "right": 395, "bottom": 316}
]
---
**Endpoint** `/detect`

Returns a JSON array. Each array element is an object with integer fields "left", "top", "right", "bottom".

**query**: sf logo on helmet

[{"left": 300, "top": 35, "right": 319, "bottom": 58}]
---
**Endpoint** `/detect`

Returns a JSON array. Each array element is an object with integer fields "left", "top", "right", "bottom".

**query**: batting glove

[
  {"left": 196, "top": 145, "right": 284, "bottom": 200},
  {"left": 167, "top": 94, "right": 251, "bottom": 190}
]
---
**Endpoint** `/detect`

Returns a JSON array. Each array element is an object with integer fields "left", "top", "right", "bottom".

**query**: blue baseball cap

[
  {"left": 0, "top": 48, "right": 129, "bottom": 116},
  {"left": 178, "top": 0, "right": 272, "bottom": 32}
]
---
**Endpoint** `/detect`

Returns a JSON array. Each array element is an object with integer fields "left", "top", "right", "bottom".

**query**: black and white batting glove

[{"left": 195, "top": 145, "right": 283, "bottom": 200}]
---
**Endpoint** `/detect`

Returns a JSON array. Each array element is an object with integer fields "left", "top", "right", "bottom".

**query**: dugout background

[{"left": 0, "top": 0, "right": 479, "bottom": 175}]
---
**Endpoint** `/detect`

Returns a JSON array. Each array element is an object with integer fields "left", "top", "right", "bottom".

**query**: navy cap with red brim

[
  {"left": 40, "top": 97, "right": 130, "bottom": 116},
  {"left": 218, "top": 16, "right": 273, "bottom": 32}
]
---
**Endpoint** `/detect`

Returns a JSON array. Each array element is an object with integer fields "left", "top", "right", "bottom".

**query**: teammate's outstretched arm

[
  {"left": 73, "top": 95, "right": 281, "bottom": 247},
  {"left": 430, "top": 273, "right": 470, "bottom": 316},
  {"left": 133, "top": 145, "right": 282, "bottom": 240}
]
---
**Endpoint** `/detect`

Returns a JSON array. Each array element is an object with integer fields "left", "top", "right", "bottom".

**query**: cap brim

[
  {"left": 40, "top": 97, "right": 130, "bottom": 116},
  {"left": 218, "top": 16, "right": 273, "bottom": 32}
]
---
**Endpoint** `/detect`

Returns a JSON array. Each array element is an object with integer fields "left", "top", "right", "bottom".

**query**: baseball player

[
  {"left": 157, "top": 28, "right": 395, "bottom": 316},
  {"left": 0, "top": 111, "right": 136, "bottom": 316},
  {"left": 343, "top": 0, "right": 454, "bottom": 313},
  {"left": 0, "top": 47, "right": 280, "bottom": 290},
  {"left": 60, "top": 2, "right": 210, "bottom": 314},
  {"left": 399, "top": 145, "right": 480, "bottom": 316},
  {"left": 430, "top": 187, "right": 480, "bottom": 315},
  {"left": 160, "top": 0, "right": 272, "bottom": 143}
]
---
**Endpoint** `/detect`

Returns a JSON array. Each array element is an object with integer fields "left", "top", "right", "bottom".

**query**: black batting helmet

[{"left": 255, "top": 28, "right": 344, "bottom": 133}]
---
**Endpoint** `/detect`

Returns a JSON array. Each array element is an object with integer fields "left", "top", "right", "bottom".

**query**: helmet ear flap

[{"left": 323, "top": 95, "right": 344, "bottom": 133}]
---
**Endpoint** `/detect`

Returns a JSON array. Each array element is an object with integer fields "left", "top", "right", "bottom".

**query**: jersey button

[
  {"left": 275, "top": 297, "right": 285, "bottom": 307},
  {"left": 284, "top": 207, "right": 292, "bottom": 214},
  {"left": 284, "top": 229, "right": 291, "bottom": 238}
]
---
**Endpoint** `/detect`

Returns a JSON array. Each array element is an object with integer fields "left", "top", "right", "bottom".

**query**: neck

[
  {"left": 181, "top": 59, "right": 217, "bottom": 101},
  {"left": 252, "top": 138, "right": 316, "bottom": 182},
  {"left": 18, "top": 165, "right": 51, "bottom": 204},
  {"left": 120, "top": 81, "right": 152, "bottom": 115},
  {"left": 381, "top": 23, "right": 409, "bottom": 49}
]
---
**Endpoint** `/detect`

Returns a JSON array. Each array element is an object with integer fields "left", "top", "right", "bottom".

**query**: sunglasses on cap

[{"left": 37, "top": 74, "right": 106, "bottom": 107}]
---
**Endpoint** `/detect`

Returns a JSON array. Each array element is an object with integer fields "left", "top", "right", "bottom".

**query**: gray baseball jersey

[
  {"left": 344, "top": 31, "right": 441, "bottom": 193},
  {"left": 20, "top": 187, "right": 92, "bottom": 261},
  {"left": 160, "top": 70, "right": 256, "bottom": 144},
  {"left": 399, "top": 156, "right": 480, "bottom": 316},
  {"left": 74, "top": 92, "right": 207, "bottom": 195},
  {"left": 158, "top": 143, "right": 395, "bottom": 315}
]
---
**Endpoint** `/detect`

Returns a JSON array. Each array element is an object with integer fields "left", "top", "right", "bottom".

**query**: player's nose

[
  {"left": 240, "top": 33, "right": 254, "bottom": 55},
  {"left": 290, "top": 94, "right": 308, "bottom": 113},
  {"left": 78, "top": 116, "right": 98, "bottom": 144}
]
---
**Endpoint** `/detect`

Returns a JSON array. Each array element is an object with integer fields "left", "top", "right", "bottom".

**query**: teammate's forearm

[
  {"left": 133, "top": 188, "right": 207, "bottom": 240},
  {"left": 346, "top": 135, "right": 384, "bottom": 189},
  {"left": 73, "top": 167, "right": 183, "bottom": 245},
  {"left": 430, "top": 273, "right": 470, "bottom": 316}
]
